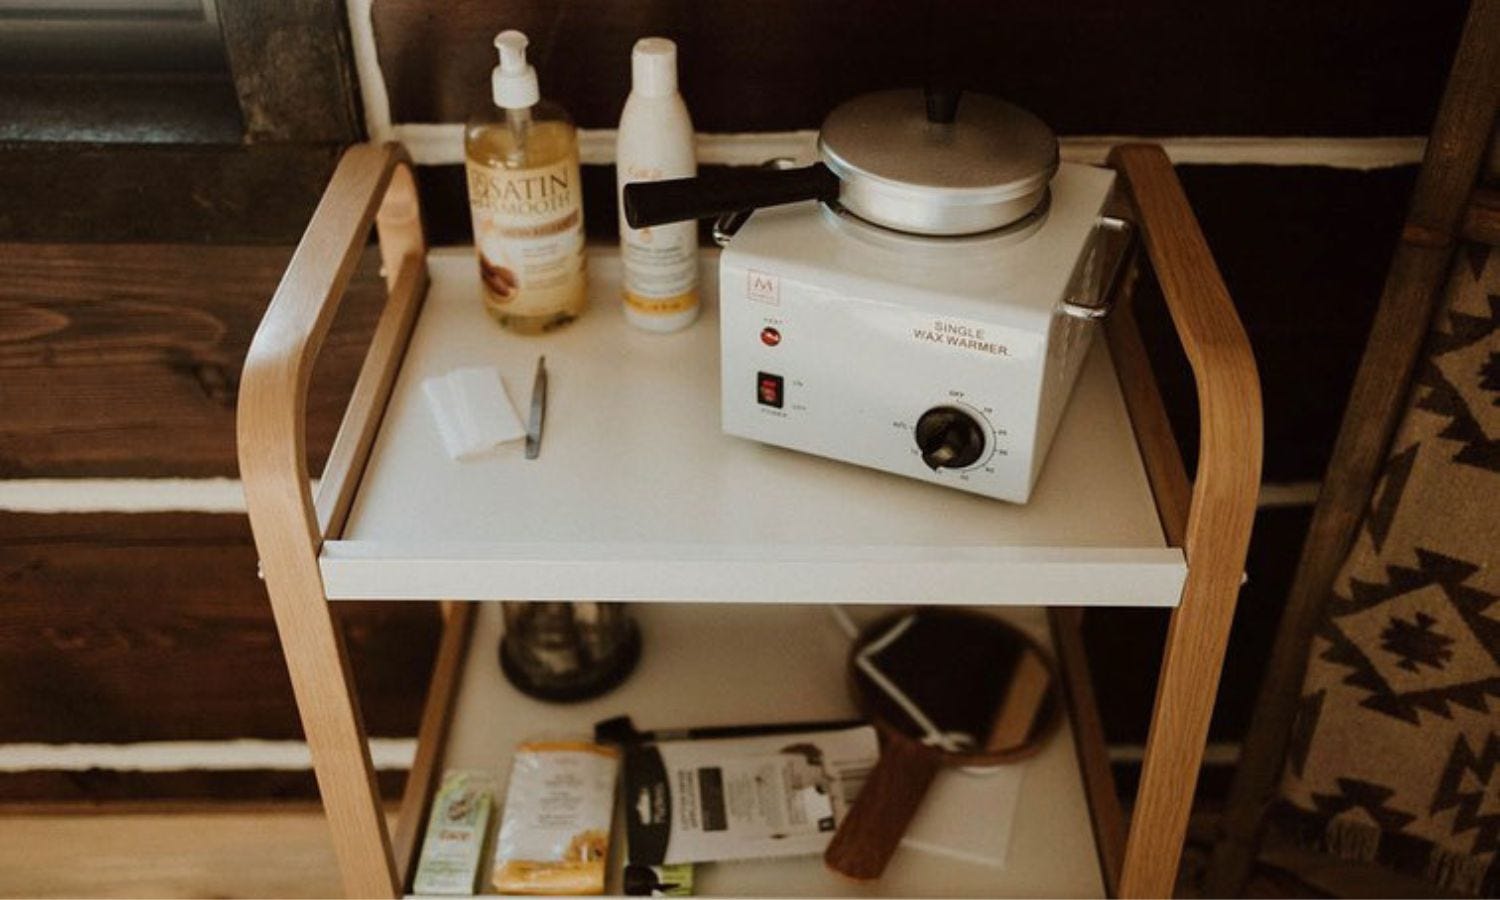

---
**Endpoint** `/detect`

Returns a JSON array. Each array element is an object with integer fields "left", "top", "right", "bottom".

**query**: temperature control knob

[{"left": 914, "top": 406, "right": 987, "bottom": 470}]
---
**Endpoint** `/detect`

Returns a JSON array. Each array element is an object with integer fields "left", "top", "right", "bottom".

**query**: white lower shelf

[
  {"left": 421, "top": 602, "right": 1104, "bottom": 899},
  {"left": 324, "top": 248, "right": 1185, "bottom": 607}
]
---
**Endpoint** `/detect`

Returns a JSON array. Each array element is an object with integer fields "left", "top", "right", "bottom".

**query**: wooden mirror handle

[{"left": 823, "top": 735, "right": 941, "bottom": 881}]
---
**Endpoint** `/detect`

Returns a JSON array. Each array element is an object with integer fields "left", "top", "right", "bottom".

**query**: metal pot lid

[{"left": 818, "top": 88, "right": 1058, "bottom": 207}]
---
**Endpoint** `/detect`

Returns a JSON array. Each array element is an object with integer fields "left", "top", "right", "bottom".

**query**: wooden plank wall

[
  {"left": 1, "top": 245, "right": 380, "bottom": 476},
  {"left": 369, "top": 1, "right": 1459, "bottom": 136},
  {"left": 0, "top": 246, "right": 440, "bottom": 801},
  {"left": 0, "top": 0, "right": 440, "bottom": 805},
  {"left": 0, "top": 0, "right": 1467, "bottom": 803}
]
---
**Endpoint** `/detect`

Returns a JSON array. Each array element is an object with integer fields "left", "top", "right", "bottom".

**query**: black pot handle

[{"left": 623, "top": 163, "right": 841, "bottom": 229}]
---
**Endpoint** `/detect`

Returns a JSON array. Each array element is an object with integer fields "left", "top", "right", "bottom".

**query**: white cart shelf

[
  {"left": 324, "top": 248, "right": 1186, "bottom": 607},
  {"left": 436, "top": 603, "right": 1103, "bottom": 899},
  {"left": 237, "top": 143, "right": 1262, "bottom": 899}
]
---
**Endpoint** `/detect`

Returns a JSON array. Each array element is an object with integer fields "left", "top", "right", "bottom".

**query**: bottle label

[
  {"left": 622, "top": 221, "right": 699, "bottom": 314},
  {"left": 620, "top": 163, "right": 698, "bottom": 317},
  {"left": 467, "top": 157, "right": 586, "bottom": 318}
]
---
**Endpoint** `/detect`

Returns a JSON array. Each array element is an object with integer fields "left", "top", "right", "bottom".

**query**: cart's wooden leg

[
  {"left": 1052, "top": 607, "right": 1128, "bottom": 897},
  {"left": 258, "top": 539, "right": 401, "bottom": 898},
  {"left": 239, "top": 144, "right": 424, "bottom": 898},
  {"left": 1109, "top": 144, "right": 1262, "bottom": 898},
  {"left": 1119, "top": 562, "right": 1244, "bottom": 898},
  {"left": 391, "top": 601, "right": 477, "bottom": 890}
]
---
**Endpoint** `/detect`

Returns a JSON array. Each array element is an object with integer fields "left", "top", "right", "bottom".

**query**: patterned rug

[{"left": 1276, "top": 242, "right": 1500, "bottom": 897}]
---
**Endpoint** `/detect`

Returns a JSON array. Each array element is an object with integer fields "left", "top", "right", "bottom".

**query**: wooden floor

[
  {"left": 0, "top": 805, "right": 1452, "bottom": 899},
  {"left": 0, "top": 805, "right": 393, "bottom": 899}
]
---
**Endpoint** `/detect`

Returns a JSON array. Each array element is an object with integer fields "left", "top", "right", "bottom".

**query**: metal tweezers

[{"left": 524, "top": 355, "right": 547, "bottom": 460}]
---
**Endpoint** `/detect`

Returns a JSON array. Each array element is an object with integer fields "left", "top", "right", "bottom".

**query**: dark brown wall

[
  {"left": 0, "top": 513, "right": 437, "bottom": 743},
  {"left": 372, "top": 0, "right": 1463, "bottom": 135},
  {"left": 0, "top": 244, "right": 382, "bottom": 477}
]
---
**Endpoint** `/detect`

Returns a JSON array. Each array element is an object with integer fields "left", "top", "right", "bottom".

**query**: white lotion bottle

[{"left": 616, "top": 38, "right": 699, "bottom": 332}]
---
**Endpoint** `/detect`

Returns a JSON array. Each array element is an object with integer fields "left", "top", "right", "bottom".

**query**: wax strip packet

[
  {"left": 492, "top": 740, "right": 620, "bottom": 895},
  {"left": 623, "top": 725, "right": 878, "bottom": 865}
]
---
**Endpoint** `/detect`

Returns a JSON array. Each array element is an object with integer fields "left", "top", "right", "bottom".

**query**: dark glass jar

[{"left": 499, "top": 602, "right": 640, "bottom": 702}]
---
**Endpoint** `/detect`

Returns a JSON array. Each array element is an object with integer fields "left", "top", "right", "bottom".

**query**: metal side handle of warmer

[
  {"left": 710, "top": 158, "right": 803, "bottom": 247},
  {"left": 1061, "top": 215, "right": 1136, "bottom": 320}
]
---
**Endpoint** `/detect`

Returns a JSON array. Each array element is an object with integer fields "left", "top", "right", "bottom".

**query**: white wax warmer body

[{"left": 718, "top": 163, "right": 1119, "bottom": 504}]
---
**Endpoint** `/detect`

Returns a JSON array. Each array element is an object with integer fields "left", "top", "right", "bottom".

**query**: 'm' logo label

[{"left": 747, "top": 270, "right": 779, "bottom": 305}]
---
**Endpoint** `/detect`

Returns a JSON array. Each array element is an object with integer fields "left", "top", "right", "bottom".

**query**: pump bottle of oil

[{"left": 464, "top": 30, "right": 587, "bottom": 334}]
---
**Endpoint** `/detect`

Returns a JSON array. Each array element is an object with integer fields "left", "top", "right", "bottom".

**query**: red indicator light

[{"left": 760, "top": 327, "right": 782, "bottom": 347}]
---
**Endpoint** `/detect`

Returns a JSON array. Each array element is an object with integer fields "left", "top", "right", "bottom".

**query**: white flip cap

[
  {"left": 492, "top": 30, "right": 539, "bottom": 109},
  {"left": 631, "top": 37, "right": 678, "bottom": 98}
]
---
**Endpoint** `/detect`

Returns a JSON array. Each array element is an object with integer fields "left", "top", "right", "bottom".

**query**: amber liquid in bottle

[{"left": 465, "top": 103, "right": 588, "bottom": 334}]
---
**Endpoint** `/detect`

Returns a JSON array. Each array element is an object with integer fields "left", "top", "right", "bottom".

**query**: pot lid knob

[{"left": 925, "top": 86, "right": 961, "bottom": 124}]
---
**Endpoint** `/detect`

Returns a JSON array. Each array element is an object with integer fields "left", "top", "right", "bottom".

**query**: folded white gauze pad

[{"left": 422, "top": 366, "right": 526, "bottom": 460}]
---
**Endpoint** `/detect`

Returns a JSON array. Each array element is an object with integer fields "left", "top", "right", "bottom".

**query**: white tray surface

[{"left": 326, "top": 248, "right": 1184, "bottom": 605}]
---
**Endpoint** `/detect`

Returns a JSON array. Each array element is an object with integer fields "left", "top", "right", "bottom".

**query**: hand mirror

[{"left": 824, "top": 607, "right": 1062, "bottom": 880}]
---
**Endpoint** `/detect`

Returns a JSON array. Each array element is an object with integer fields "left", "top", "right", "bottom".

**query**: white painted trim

[
  {"left": 0, "top": 738, "right": 417, "bottom": 772},
  {"left": 1064, "top": 135, "right": 1423, "bottom": 170},
  {"left": 0, "top": 736, "right": 1241, "bottom": 773},
  {"left": 0, "top": 478, "right": 250, "bottom": 513},
  {"left": 388, "top": 122, "right": 467, "bottom": 164},
  {"left": 396, "top": 123, "right": 824, "bottom": 168},
  {"left": 346, "top": 0, "right": 392, "bottom": 142},
  {"left": 0, "top": 478, "right": 333, "bottom": 514},
  {"left": 395, "top": 123, "right": 1425, "bottom": 171},
  {"left": 1109, "top": 741, "right": 1241, "bottom": 766},
  {"left": 0, "top": 476, "right": 1319, "bottom": 515},
  {"left": 1258, "top": 481, "right": 1322, "bottom": 508}
]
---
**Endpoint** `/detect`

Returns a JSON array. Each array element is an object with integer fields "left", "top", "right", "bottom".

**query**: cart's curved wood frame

[{"left": 237, "top": 141, "right": 1260, "bottom": 899}]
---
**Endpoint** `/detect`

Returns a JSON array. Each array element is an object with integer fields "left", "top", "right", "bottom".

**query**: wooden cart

[{"left": 237, "top": 141, "right": 1261, "bottom": 898}]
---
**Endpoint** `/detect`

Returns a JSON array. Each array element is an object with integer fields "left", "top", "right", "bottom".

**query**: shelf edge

[{"left": 319, "top": 542, "right": 1187, "bottom": 606}]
